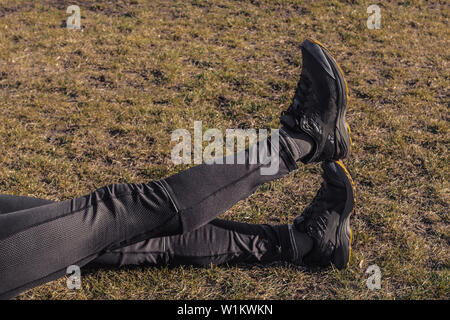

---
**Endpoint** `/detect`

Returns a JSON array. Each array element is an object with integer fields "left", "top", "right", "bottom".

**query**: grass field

[{"left": 0, "top": 0, "right": 448, "bottom": 299}]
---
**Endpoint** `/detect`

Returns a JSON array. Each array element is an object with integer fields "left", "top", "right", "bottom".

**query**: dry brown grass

[{"left": 0, "top": 0, "right": 448, "bottom": 299}]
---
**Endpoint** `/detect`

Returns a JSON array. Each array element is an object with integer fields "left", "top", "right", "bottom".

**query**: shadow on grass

[{"left": 81, "top": 260, "right": 323, "bottom": 277}]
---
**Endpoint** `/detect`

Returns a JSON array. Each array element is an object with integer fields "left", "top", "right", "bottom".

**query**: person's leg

[
  {"left": 95, "top": 219, "right": 312, "bottom": 267},
  {"left": 0, "top": 195, "right": 312, "bottom": 268},
  {"left": 0, "top": 194, "right": 54, "bottom": 214},
  {"left": 161, "top": 131, "right": 311, "bottom": 233},
  {"left": 0, "top": 182, "right": 182, "bottom": 299}
]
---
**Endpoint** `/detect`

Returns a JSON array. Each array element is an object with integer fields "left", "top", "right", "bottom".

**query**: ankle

[
  {"left": 288, "top": 224, "right": 313, "bottom": 263},
  {"left": 273, "top": 224, "right": 313, "bottom": 264}
]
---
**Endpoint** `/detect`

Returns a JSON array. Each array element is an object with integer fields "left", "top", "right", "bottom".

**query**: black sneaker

[
  {"left": 294, "top": 161, "right": 355, "bottom": 269},
  {"left": 280, "top": 39, "right": 351, "bottom": 163}
]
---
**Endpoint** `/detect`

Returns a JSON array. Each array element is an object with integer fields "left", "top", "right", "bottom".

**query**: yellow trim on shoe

[
  {"left": 335, "top": 160, "right": 356, "bottom": 268},
  {"left": 335, "top": 160, "right": 355, "bottom": 197},
  {"left": 347, "top": 122, "right": 352, "bottom": 150}
]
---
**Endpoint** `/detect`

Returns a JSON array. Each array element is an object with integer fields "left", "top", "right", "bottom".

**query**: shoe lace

[
  {"left": 295, "top": 73, "right": 312, "bottom": 107},
  {"left": 303, "top": 183, "right": 325, "bottom": 217},
  {"left": 282, "top": 73, "right": 312, "bottom": 123}
]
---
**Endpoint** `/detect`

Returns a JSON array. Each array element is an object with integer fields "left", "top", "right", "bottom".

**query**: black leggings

[
  {"left": 0, "top": 134, "right": 299, "bottom": 299},
  {"left": 0, "top": 194, "right": 291, "bottom": 267}
]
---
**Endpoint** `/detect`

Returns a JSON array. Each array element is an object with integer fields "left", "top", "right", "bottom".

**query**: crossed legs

[
  {"left": 0, "top": 132, "right": 312, "bottom": 299},
  {"left": 0, "top": 194, "right": 312, "bottom": 268},
  {"left": 0, "top": 38, "right": 354, "bottom": 300}
]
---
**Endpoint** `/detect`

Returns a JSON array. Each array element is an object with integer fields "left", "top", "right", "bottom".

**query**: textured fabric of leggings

[
  {"left": 0, "top": 134, "right": 298, "bottom": 299},
  {"left": 163, "top": 133, "right": 297, "bottom": 233},
  {"left": 0, "top": 195, "right": 290, "bottom": 267},
  {"left": 0, "top": 182, "right": 181, "bottom": 299},
  {"left": 96, "top": 220, "right": 291, "bottom": 267}
]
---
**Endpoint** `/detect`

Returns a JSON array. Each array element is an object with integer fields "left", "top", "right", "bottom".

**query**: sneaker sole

[
  {"left": 332, "top": 160, "right": 356, "bottom": 269},
  {"left": 305, "top": 39, "right": 352, "bottom": 157}
]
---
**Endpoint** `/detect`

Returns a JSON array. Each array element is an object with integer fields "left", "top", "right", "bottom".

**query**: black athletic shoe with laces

[
  {"left": 294, "top": 161, "right": 355, "bottom": 269},
  {"left": 280, "top": 39, "right": 351, "bottom": 163}
]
